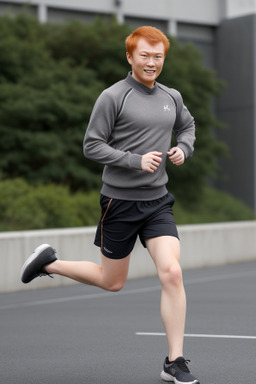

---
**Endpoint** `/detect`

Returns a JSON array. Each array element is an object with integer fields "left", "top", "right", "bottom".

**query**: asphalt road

[{"left": 1, "top": 261, "right": 256, "bottom": 384}]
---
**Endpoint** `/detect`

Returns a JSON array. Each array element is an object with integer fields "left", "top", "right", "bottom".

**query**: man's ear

[{"left": 126, "top": 52, "right": 132, "bottom": 65}]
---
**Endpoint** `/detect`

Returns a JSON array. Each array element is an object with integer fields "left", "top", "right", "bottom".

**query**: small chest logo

[{"left": 163, "top": 105, "right": 171, "bottom": 112}]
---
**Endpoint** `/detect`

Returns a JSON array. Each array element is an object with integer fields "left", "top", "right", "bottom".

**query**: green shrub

[
  {"left": 173, "top": 187, "right": 255, "bottom": 224},
  {"left": 0, "top": 179, "right": 254, "bottom": 232},
  {"left": 0, "top": 179, "right": 101, "bottom": 231}
]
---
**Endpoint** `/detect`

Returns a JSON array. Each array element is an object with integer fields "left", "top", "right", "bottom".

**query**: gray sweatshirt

[{"left": 83, "top": 72, "right": 195, "bottom": 201}]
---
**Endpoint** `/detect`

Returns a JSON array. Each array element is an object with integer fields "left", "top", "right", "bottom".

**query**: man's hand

[
  {"left": 141, "top": 151, "right": 162, "bottom": 173},
  {"left": 167, "top": 147, "right": 185, "bottom": 166}
]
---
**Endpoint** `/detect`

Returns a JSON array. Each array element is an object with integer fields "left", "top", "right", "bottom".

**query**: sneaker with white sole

[
  {"left": 161, "top": 356, "right": 199, "bottom": 384},
  {"left": 21, "top": 244, "right": 57, "bottom": 284}
]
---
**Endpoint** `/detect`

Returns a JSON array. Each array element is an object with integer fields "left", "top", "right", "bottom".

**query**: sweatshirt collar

[{"left": 125, "top": 72, "right": 157, "bottom": 95}]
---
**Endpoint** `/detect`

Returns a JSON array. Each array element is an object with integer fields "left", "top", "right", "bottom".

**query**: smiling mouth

[{"left": 144, "top": 70, "right": 156, "bottom": 74}]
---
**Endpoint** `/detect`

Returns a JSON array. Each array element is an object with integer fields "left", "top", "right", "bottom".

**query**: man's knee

[
  {"left": 104, "top": 279, "right": 126, "bottom": 292},
  {"left": 160, "top": 262, "right": 183, "bottom": 288}
]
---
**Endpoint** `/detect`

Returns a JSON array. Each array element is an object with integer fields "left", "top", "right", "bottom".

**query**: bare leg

[
  {"left": 45, "top": 253, "right": 131, "bottom": 292},
  {"left": 146, "top": 236, "right": 186, "bottom": 361}
]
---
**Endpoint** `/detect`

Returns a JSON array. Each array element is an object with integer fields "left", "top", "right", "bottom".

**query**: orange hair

[{"left": 125, "top": 26, "right": 170, "bottom": 56}]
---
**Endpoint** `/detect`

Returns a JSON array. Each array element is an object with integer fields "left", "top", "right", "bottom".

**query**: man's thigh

[
  {"left": 145, "top": 236, "right": 181, "bottom": 272},
  {"left": 101, "top": 252, "right": 131, "bottom": 291}
]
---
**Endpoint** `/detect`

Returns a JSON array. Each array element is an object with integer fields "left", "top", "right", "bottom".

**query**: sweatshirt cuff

[
  {"left": 130, "top": 154, "right": 142, "bottom": 170},
  {"left": 177, "top": 144, "right": 192, "bottom": 159}
]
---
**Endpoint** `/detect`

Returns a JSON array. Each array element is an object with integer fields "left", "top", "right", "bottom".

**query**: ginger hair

[{"left": 125, "top": 26, "right": 170, "bottom": 56}]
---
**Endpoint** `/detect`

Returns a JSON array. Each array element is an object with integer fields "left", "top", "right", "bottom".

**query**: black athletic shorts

[{"left": 94, "top": 193, "right": 179, "bottom": 259}]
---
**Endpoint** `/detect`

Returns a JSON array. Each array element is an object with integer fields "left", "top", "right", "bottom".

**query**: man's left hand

[{"left": 167, "top": 147, "right": 185, "bottom": 166}]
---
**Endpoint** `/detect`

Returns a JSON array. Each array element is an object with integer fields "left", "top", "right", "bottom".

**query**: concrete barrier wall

[{"left": 0, "top": 221, "right": 256, "bottom": 293}]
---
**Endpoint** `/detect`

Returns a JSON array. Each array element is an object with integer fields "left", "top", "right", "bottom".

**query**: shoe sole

[
  {"left": 21, "top": 244, "right": 55, "bottom": 283},
  {"left": 161, "top": 370, "right": 200, "bottom": 384},
  {"left": 161, "top": 370, "right": 175, "bottom": 382}
]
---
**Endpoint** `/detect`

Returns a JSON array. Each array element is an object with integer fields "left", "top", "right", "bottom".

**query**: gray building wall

[
  {"left": 216, "top": 15, "right": 256, "bottom": 211},
  {"left": 0, "top": 1, "right": 37, "bottom": 16},
  {"left": 178, "top": 23, "right": 216, "bottom": 68}
]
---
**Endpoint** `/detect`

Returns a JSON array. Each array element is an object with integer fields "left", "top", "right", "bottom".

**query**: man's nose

[{"left": 147, "top": 57, "right": 155, "bottom": 66}]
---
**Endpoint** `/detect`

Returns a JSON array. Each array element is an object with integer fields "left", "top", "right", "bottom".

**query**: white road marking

[
  {"left": 0, "top": 286, "right": 161, "bottom": 310},
  {"left": 1, "top": 269, "right": 256, "bottom": 310},
  {"left": 136, "top": 332, "right": 256, "bottom": 340}
]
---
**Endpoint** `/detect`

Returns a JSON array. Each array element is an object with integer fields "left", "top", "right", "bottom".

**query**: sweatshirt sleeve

[
  {"left": 171, "top": 89, "right": 196, "bottom": 159},
  {"left": 83, "top": 89, "right": 142, "bottom": 170}
]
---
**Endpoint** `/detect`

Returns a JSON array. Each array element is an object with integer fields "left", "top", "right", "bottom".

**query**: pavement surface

[{"left": 1, "top": 261, "right": 256, "bottom": 384}]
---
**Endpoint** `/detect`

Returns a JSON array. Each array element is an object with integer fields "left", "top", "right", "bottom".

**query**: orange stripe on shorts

[{"left": 101, "top": 198, "right": 113, "bottom": 254}]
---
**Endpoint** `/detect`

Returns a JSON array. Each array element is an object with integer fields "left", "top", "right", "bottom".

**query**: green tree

[
  {"left": 158, "top": 41, "right": 227, "bottom": 202},
  {"left": 0, "top": 15, "right": 104, "bottom": 190},
  {"left": 43, "top": 16, "right": 131, "bottom": 86},
  {"left": 0, "top": 14, "right": 227, "bottom": 203}
]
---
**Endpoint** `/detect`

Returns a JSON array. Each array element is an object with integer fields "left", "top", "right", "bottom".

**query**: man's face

[{"left": 126, "top": 38, "right": 165, "bottom": 88}]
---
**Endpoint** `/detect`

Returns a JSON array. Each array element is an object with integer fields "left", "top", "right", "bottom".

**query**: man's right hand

[{"left": 141, "top": 151, "right": 162, "bottom": 173}]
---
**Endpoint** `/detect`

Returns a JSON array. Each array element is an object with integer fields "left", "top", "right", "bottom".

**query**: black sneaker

[
  {"left": 21, "top": 244, "right": 57, "bottom": 284},
  {"left": 161, "top": 356, "right": 199, "bottom": 384}
]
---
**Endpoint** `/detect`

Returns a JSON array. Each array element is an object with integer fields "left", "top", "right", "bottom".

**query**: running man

[{"left": 21, "top": 26, "right": 199, "bottom": 384}]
